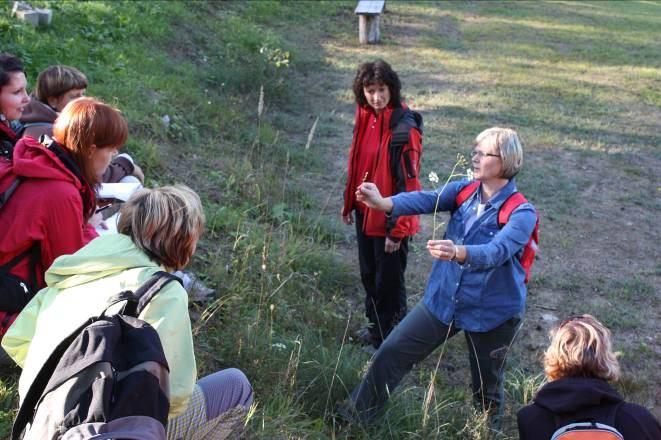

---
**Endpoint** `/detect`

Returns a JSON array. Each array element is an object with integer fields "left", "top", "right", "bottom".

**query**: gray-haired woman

[{"left": 341, "top": 127, "right": 537, "bottom": 427}]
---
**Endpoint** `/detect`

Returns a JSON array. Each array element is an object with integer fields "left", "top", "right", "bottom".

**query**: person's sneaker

[
  {"left": 356, "top": 327, "right": 382, "bottom": 349},
  {"left": 173, "top": 270, "right": 216, "bottom": 302}
]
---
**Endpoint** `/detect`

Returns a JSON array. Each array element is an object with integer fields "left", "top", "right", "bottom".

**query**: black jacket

[{"left": 517, "top": 377, "right": 660, "bottom": 439}]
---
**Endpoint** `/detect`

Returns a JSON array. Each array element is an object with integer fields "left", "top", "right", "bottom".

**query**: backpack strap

[
  {"left": 0, "top": 176, "right": 21, "bottom": 209},
  {"left": 550, "top": 401, "right": 624, "bottom": 440},
  {"left": 0, "top": 245, "right": 33, "bottom": 274},
  {"left": 12, "top": 316, "right": 96, "bottom": 440},
  {"left": 1, "top": 177, "right": 41, "bottom": 294},
  {"left": 388, "top": 108, "right": 419, "bottom": 180},
  {"left": 497, "top": 192, "right": 528, "bottom": 228},
  {"left": 13, "top": 121, "right": 53, "bottom": 138},
  {"left": 120, "top": 271, "right": 182, "bottom": 318},
  {"left": 454, "top": 181, "right": 480, "bottom": 211}
]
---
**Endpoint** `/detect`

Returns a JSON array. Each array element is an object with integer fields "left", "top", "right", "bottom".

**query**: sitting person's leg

[{"left": 167, "top": 368, "right": 253, "bottom": 440}]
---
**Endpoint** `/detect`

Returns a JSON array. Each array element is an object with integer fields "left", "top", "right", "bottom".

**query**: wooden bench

[{"left": 355, "top": 0, "right": 385, "bottom": 44}]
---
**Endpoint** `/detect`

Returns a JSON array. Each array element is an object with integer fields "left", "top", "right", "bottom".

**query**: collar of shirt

[{"left": 462, "top": 179, "right": 516, "bottom": 235}]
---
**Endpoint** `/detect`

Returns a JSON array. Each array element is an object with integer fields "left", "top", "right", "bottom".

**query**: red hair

[{"left": 53, "top": 97, "right": 128, "bottom": 185}]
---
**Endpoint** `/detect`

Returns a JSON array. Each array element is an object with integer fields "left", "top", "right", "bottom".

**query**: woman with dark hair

[
  {"left": 3, "top": 185, "right": 253, "bottom": 439},
  {"left": 0, "top": 52, "right": 30, "bottom": 158},
  {"left": 0, "top": 97, "right": 127, "bottom": 350},
  {"left": 517, "top": 314, "right": 660, "bottom": 439},
  {"left": 341, "top": 59, "right": 423, "bottom": 349}
]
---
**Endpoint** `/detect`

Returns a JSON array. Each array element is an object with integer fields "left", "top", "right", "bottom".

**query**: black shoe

[{"left": 356, "top": 327, "right": 382, "bottom": 349}]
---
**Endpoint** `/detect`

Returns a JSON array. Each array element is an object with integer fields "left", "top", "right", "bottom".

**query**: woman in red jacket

[
  {"left": 0, "top": 53, "right": 30, "bottom": 159},
  {"left": 0, "top": 97, "right": 128, "bottom": 355},
  {"left": 342, "top": 60, "right": 423, "bottom": 348}
]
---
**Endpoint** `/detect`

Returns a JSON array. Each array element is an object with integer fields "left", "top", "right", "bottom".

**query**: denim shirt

[{"left": 390, "top": 179, "right": 537, "bottom": 332}]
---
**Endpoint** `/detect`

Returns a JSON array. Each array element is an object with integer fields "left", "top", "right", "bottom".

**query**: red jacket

[
  {"left": 0, "top": 137, "right": 97, "bottom": 332},
  {"left": 343, "top": 104, "right": 422, "bottom": 239}
]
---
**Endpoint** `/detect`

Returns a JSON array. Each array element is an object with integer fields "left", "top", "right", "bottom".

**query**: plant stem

[{"left": 432, "top": 160, "right": 463, "bottom": 241}]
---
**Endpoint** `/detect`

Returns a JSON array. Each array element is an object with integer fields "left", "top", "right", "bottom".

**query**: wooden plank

[
  {"left": 355, "top": 0, "right": 385, "bottom": 15},
  {"left": 358, "top": 14, "right": 381, "bottom": 44}
]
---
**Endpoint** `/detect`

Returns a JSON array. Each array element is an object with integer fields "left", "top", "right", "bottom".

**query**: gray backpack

[{"left": 12, "top": 271, "right": 181, "bottom": 440}]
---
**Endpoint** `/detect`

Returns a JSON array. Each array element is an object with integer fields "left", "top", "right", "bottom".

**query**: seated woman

[
  {"left": 0, "top": 52, "right": 30, "bottom": 158},
  {"left": 342, "top": 127, "right": 537, "bottom": 426},
  {"left": 517, "top": 314, "right": 660, "bottom": 439},
  {"left": 0, "top": 97, "right": 126, "bottom": 355},
  {"left": 2, "top": 185, "right": 254, "bottom": 439},
  {"left": 18, "top": 64, "right": 143, "bottom": 183}
]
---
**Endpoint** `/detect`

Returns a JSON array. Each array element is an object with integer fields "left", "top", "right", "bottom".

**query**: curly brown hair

[{"left": 352, "top": 60, "right": 402, "bottom": 108}]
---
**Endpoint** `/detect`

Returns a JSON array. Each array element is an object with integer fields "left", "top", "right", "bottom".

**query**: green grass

[{"left": 2, "top": 0, "right": 660, "bottom": 438}]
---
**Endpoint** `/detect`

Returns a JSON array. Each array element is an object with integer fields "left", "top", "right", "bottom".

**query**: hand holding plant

[{"left": 355, "top": 182, "right": 394, "bottom": 213}]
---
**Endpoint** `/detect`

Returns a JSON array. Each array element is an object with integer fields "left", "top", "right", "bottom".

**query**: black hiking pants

[{"left": 355, "top": 210, "right": 408, "bottom": 346}]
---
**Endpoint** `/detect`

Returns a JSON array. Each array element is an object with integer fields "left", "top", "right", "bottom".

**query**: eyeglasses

[{"left": 471, "top": 149, "right": 500, "bottom": 159}]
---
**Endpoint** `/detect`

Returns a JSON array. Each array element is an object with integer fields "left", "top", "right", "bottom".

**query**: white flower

[
  {"left": 428, "top": 171, "right": 439, "bottom": 184},
  {"left": 271, "top": 343, "right": 287, "bottom": 350},
  {"left": 466, "top": 169, "right": 474, "bottom": 180}
]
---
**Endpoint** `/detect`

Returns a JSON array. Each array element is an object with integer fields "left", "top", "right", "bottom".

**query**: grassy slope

[{"left": 1, "top": 1, "right": 659, "bottom": 438}]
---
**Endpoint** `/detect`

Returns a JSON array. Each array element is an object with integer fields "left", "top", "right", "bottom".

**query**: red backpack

[{"left": 455, "top": 181, "right": 539, "bottom": 283}]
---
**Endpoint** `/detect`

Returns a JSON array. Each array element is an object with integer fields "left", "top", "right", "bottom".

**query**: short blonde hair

[
  {"left": 118, "top": 185, "right": 205, "bottom": 270},
  {"left": 34, "top": 65, "right": 88, "bottom": 102},
  {"left": 544, "top": 314, "right": 620, "bottom": 382},
  {"left": 475, "top": 127, "right": 523, "bottom": 179}
]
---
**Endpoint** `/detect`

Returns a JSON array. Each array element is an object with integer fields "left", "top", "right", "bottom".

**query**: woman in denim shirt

[{"left": 342, "top": 127, "right": 537, "bottom": 427}]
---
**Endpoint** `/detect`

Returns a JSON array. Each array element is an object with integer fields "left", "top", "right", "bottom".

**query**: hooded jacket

[
  {"left": 18, "top": 98, "right": 58, "bottom": 140},
  {"left": 342, "top": 103, "right": 422, "bottom": 239},
  {"left": 2, "top": 234, "right": 197, "bottom": 418},
  {"left": 0, "top": 137, "right": 97, "bottom": 336},
  {"left": 517, "top": 377, "right": 660, "bottom": 439}
]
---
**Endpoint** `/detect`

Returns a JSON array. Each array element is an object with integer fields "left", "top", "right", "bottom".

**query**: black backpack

[
  {"left": 388, "top": 107, "right": 423, "bottom": 189},
  {"left": 12, "top": 271, "right": 182, "bottom": 440}
]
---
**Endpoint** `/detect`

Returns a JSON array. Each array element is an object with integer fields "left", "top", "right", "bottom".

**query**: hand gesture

[
  {"left": 341, "top": 208, "right": 354, "bottom": 225},
  {"left": 427, "top": 240, "right": 456, "bottom": 260},
  {"left": 385, "top": 236, "right": 401, "bottom": 253},
  {"left": 356, "top": 183, "right": 393, "bottom": 212}
]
